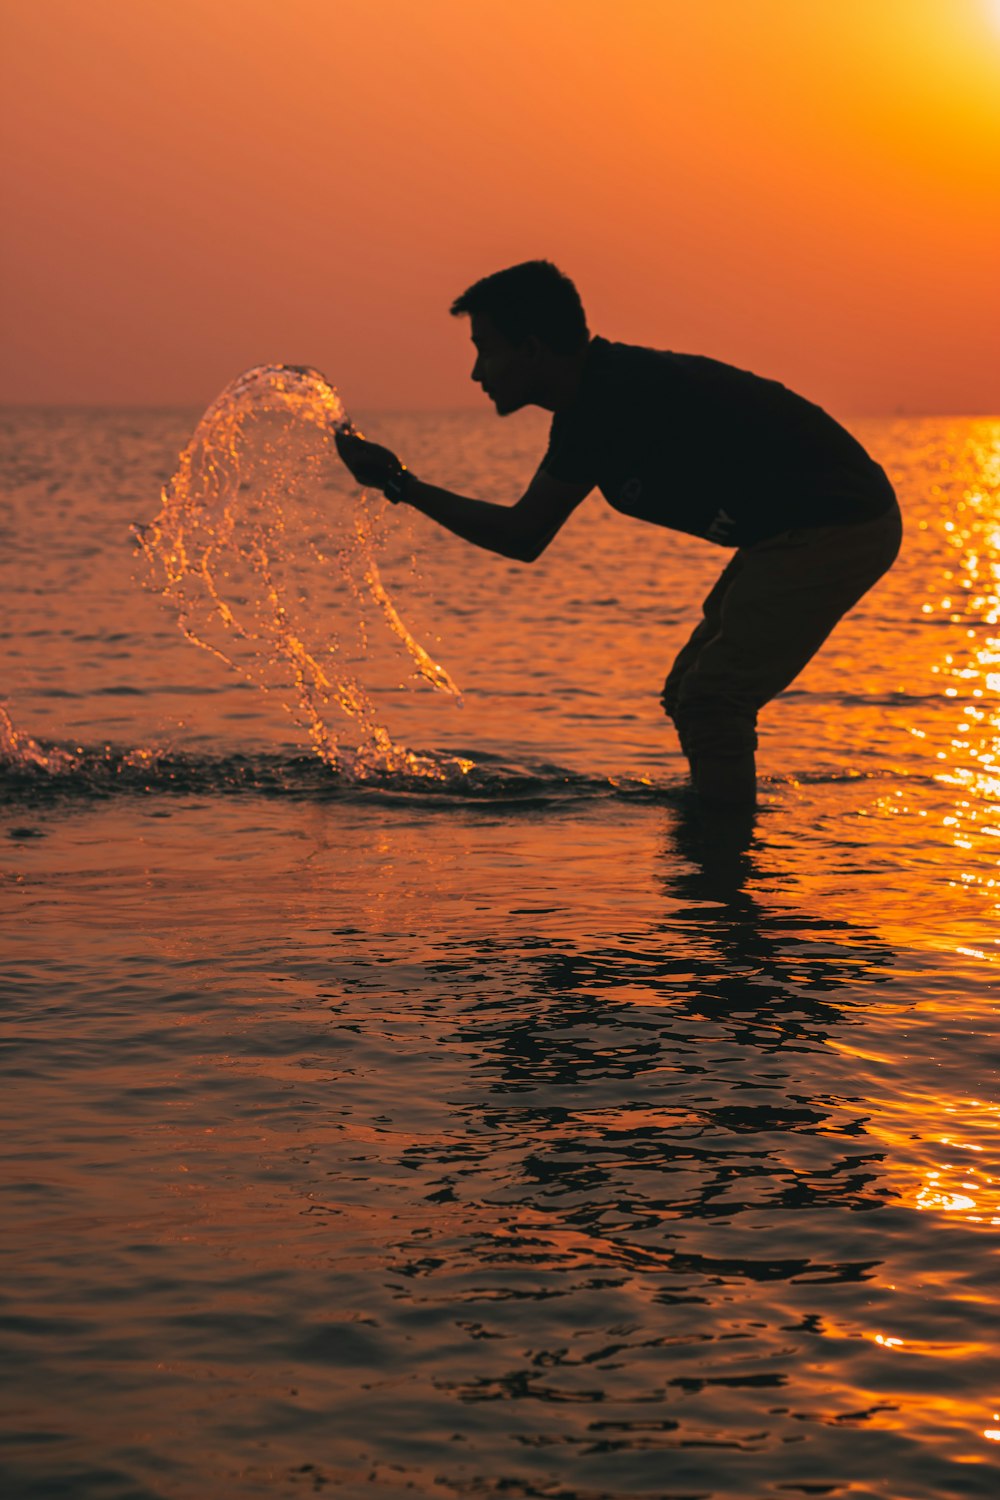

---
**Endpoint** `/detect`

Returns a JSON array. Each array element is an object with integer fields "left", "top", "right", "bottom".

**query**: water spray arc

[{"left": 136, "top": 365, "right": 462, "bottom": 779}]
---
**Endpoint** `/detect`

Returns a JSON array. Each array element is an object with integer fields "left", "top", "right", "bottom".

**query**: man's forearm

[{"left": 402, "top": 475, "right": 529, "bottom": 560}]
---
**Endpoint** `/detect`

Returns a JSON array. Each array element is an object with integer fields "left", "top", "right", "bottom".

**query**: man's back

[{"left": 543, "top": 338, "right": 896, "bottom": 547}]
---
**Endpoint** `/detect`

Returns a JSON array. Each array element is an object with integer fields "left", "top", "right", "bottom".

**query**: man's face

[{"left": 468, "top": 313, "right": 536, "bottom": 416}]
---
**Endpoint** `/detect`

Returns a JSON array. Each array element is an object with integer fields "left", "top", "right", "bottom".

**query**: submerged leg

[{"left": 689, "top": 750, "right": 758, "bottom": 808}]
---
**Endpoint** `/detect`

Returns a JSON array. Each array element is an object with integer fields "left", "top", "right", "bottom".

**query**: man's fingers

[
  {"left": 335, "top": 436, "right": 381, "bottom": 487},
  {"left": 334, "top": 431, "right": 401, "bottom": 493},
  {"left": 335, "top": 431, "right": 368, "bottom": 475},
  {"left": 336, "top": 432, "right": 374, "bottom": 463}
]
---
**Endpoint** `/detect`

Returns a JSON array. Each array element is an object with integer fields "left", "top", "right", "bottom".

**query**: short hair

[{"left": 450, "top": 260, "right": 589, "bottom": 355}]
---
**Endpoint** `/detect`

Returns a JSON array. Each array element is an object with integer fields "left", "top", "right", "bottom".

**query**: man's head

[{"left": 450, "top": 261, "right": 590, "bottom": 415}]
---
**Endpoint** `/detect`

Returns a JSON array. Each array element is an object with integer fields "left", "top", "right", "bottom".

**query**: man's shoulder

[
  {"left": 583, "top": 337, "right": 683, "bottom": 398},
  {"left": 602, "top": 337, "right": 729, "bottom": 391},
  {"left": 592, "top": 335, "right": 674, "bottom": 365},
  {"left": 544, "top": 340, "right": 677, "bottom": 482},
  {"left": 595, "top": 338, "right": 770, "bottom": 384}
]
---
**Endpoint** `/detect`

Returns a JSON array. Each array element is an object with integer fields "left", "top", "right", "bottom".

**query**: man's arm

[
  {"left": 335, "top": 429, "right": 591, "bottom": 562},
  {"left": 403, "top": 468, "right": 590, "bottom": 562}
]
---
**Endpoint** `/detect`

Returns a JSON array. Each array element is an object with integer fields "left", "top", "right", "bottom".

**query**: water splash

[
  {"left": 134, "top": 364, "right": 462, "bottom": 778},
  {"left": 0, "top": 702, "right": 79, "bottom": 775},
  {"left": 0, "top": 705, "right": 667, "bottom": 808}
]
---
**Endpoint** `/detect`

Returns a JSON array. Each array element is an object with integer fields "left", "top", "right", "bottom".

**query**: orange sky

[{"left": 2, "top": 0, "right": 998, "bottom": 412}]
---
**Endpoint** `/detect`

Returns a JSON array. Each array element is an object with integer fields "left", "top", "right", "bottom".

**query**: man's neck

[{"left": 537, "top": 339, "right": 592, "bottom": 414}]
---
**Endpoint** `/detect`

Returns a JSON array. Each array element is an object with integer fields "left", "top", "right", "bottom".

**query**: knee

[{"left": 660, "top": 680, "right": 680, "bottom": 719}]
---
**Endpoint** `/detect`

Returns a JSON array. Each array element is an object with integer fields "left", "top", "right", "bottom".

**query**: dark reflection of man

[{"left": 406, "top": 807, "right": 897, "bottom": 1270}]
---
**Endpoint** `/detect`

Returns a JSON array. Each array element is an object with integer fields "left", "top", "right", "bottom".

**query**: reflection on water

[
  {"left": 904, "top": 419, "right": 1000, "bottom": 955},
  {"left": 1, "top": 411, "right": 999, "bottom": 1497}
]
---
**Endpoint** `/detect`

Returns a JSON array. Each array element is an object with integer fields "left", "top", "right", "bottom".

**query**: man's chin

[{"left": 491, "top": 395, "right": 521, "bottom": 417}]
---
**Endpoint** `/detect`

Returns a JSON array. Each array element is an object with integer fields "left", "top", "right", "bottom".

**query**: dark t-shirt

[{"left": 542, "top": 338, "right": 896, "bottom": 547}]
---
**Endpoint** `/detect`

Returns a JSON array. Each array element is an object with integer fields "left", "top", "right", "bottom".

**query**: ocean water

[{"left": 1, "top": 398, "right": 998, "bottom": 1500}]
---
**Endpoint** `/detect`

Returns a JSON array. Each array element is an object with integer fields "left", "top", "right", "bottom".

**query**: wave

[
  {"left": 0, "top": 710, "right": 912, "bottom": 811},
  {"left": 0, "top": 736, "right": 675, "bottom": 810},
  {"left": 0, "top": 742, "right": 912, "bottom": 815}
]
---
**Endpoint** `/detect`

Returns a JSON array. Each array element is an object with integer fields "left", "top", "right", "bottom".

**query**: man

[{"left": 335, "top": 260, "right": 901, "bottom": 807}]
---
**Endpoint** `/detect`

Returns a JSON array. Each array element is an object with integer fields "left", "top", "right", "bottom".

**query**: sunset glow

[
  {"left": 4, "top": 4, "right": 1000, "bottom": 1497},
  {"left": 1, "top": 0, "right": 998, "bottom": 411}
]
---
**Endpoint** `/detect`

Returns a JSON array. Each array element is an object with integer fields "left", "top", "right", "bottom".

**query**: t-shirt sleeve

[{"left": 540, "top": 404, "right": 601, "bottom": 486}]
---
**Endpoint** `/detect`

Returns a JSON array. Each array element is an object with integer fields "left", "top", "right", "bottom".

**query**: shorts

[{"left": 661, "top": 500, "right": 903, "bottom": 761}]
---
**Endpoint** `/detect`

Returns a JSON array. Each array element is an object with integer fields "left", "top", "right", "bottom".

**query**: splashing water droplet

[
  {"left": 0, "top": 702, "right": 79, "bottom": 775},
  {"left": 135, "top": 365, "right": 462, "bottom": 779}
]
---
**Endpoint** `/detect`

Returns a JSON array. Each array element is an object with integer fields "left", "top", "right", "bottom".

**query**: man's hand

[{"left": 335, "top": 429, "right": 402, "bottom": 492}]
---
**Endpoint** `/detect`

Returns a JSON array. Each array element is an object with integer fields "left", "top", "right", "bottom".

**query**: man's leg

[
  {"left": 660, "top": 551, "right": 745, "bottom": 722},
  {"left": 664, "top": 504, "right": 902, "bottom": 806},
  {"left": 661, "top": 552, "right": 757, "bottom": 803},
  {"left": 659, "top": 552, "right": 755, "bottom": 810}
]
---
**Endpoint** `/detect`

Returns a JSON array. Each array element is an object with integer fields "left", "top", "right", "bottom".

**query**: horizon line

[{"left": 1, "top": 401, "right": 998, "bottom": 421}]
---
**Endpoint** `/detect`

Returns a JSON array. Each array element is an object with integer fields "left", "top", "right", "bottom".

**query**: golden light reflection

[
  {"left": 865, "top": 1334, "right": 1000, "bottom": 1451},
  {"left": 850, "top": 1089, "right": 1000, "bottom": 1229},
  {"left": 914, "top": 421, "right": 1000, "bottom": 940},
  {"left": 867, "top": 1331, "right": 988, "bottom": 1360}
]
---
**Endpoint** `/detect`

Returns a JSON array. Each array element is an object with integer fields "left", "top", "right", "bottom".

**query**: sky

[{"left": 2, "top": 0, "right": 999, "bottom": 413}]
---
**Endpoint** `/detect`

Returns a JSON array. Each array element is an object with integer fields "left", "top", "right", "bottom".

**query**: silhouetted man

[{"left": 335, "top": 260, "right": 901, "bottom": 806}]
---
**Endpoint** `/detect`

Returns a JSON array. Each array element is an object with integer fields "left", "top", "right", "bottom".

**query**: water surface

[{"left": 1, "top": 406, "right": 998, "bottom": 1499}]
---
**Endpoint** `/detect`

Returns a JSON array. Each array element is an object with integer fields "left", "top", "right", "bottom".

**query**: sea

[{"left": 1, "top": 392, "right": 998, "bottom": 1500}]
